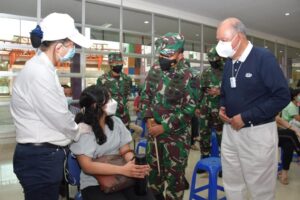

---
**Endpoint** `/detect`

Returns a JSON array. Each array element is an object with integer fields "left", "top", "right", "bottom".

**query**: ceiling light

[
  {"left": 195, "top": 34, "right": 199, "bottom": 37},
  {"left": 144, "top": 21, "right": 149, "bottom": 24},
  {"left": 264, "top": 46, "right": 268, "bottom": 48},
  {"left": 285, "top": 12, "right": 290, "bottom": 16}
]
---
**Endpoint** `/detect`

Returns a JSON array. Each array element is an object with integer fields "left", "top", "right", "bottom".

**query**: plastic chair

[
  {"left": 135, "top": 117, "right": 147, "bottom": 138},
  {"left": 189, "top": 157, "right": 226, "bottom": 200},
  {"left": 292, "top": 151, "right": 299, "bottom": 163},
  {"left": 278, "top": 148, "right": 284, "bottom": 172},
  {"left": 210, "top": 128, "right": 220, "bottom": 158},
  {"left": 140, "top": 119, "right": 147, "bottom": 138},
  {"left": 136, "top": 139, "right": 147, "bottom": 154},
  {"left": 65, "top": 153, "right": 82, "bottom": 200}
]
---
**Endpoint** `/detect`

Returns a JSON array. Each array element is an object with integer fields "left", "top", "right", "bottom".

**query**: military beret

[
  {"left": 108, "top": 52, "right": 123, "bottom": 66},
  {"left": 155, "top": 32, "right": 185, "bottom": 56}
]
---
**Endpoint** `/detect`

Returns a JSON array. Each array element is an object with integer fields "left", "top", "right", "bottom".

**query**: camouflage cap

[
  {"left": 155, "top": 32, "right": 185, "bottom": 56},
  {"left": 207, "top": 45, "right": 221, "bottom": 62},
  {"left": 108, "top": 52, "right": 123, "bottom": 66}
]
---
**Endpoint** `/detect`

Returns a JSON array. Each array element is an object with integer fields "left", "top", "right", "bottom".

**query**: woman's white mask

[{"left": 104, "top": 98, "right": 118, "bottom": 116}]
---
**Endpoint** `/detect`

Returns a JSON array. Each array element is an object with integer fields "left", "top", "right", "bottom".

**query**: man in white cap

[{"left": 10, "top": 13, "right": 92, "bottom": 200}]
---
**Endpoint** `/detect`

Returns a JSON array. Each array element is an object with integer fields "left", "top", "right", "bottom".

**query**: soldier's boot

[
  {"left": 218, "top": 170, "right": 222, "bottom": 178},
  {"left": 154, "top": 193, "right": 165, "bottom": 200},
  {"left": 197, "top": 155, "right": 209, "bottom": 174},
  {"left": 184, "top": 176, "right": 189, "bottom": 190}
]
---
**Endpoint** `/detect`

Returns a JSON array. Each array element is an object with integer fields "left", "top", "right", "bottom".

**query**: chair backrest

[
  {"left": 210, "top": 128, "right": 220, "bottom": 157},
  {"left": 65, "top": 152, "right": 81, "bottom": 186}
]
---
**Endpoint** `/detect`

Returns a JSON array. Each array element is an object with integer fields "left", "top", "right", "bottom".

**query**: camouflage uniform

[
  {"left": 96, "top": 52, "right": 132, "bottom": 127},
  {"left": 140, "top": 33, "right": 200, "bottom": 200},
  {"left": 198, "top": 46, "right": 224, "bottom": 156}
]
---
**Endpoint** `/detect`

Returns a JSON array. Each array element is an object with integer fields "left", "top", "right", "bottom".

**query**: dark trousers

[
  {"left": 191, "top": 116, "right": 199, "bottom": 145},
  {"left": 82, "top": 185, "right": 155, "bottom": 200},
  {"left": 13, "top": 144, "right": 66, "bottom": 200},
  {"left": 278, "top": 129, "right": 300, "bottom": 170}
]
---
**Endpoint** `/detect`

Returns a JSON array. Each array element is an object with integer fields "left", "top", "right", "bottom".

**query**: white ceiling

[
  {"left": 0, "top": 0, "right": 299, "bottom": 46},
  {"left": 140, "top": 0, "right": 300, "bottom": 43}
]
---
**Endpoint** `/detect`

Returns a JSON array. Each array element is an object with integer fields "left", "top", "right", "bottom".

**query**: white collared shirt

[
  {"left": 10, "top": 51, "right": 80, "bottom": 146},
  {"left": 232, "top": 41, "right": 253, "bottom": 63}
]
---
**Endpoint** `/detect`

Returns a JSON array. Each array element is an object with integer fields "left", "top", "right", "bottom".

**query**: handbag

[{"left": 93, "top": 154, "right": 135, "bottom": 193}]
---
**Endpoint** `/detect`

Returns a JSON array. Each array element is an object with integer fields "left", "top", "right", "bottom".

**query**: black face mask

[
  {"left": 111, "top": 65, "right": 123, "bottom": 73},
  {"left": 159, "top": 57, "right": 177, "bottom": 71},
  {"left": 209, "top": 60, "right": 223, "bottom": 69}
]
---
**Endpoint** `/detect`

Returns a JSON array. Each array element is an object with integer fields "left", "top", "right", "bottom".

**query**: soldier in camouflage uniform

[
  {"left": 96, "top": 52, "right": 133, "bottom": 127},
  {"left": 140, "top": 33, "right": 200, "bottom": 200},
  {"left": 197, "top": 45, "right": 225, "bottom": 159}
]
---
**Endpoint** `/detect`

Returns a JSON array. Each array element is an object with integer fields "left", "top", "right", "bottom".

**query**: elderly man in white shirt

[{"left": 10, "top": 12, "right": 92, "bottom": 200}]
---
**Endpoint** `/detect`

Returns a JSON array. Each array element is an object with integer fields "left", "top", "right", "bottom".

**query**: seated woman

[
  {"left": 276, "top": 115, "right": 300, "bottom": 185},
  {"left": 70, "top": 85, "right": 154, "bottom": 200},
  {"left": 276, "top": 88, "right": 300, "bottom": 185},
  {"left": 282, "top": 88, "right": 300, "bottom": 128}
]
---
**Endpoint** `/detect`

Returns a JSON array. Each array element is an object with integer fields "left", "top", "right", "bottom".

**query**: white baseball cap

[{"left": 40, "top": 13, "right": 92, "bottom": 48}]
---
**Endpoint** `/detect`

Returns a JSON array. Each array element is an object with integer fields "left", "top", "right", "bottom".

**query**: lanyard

[
  {"left": 230, "top": 61, "right": 243, "bottom": 88},
  {"left": 231, "top": 61, "right": 243, "bottom": 79}
]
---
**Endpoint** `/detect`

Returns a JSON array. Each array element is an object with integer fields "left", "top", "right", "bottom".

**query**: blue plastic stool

[
  {"left": 189, "top": 157, "right": 226, "bottom": 200},
  {"left": 293, "top": 152, "right": 299, "bottom": 163},
  {"left": 135, "top": 116, "right": 148, "bottom": 138},
  {"left": 136, "top": 139, "right": 147, "bottom": 154},
  {"left": 210, "top": 129, "right": 220, "bottom": 158},
  {"left": 278, "top": 148, "right": 284, "bottom": 172},
  {"left": 141, "top": 120, "right": 147, "bottom": 138}
]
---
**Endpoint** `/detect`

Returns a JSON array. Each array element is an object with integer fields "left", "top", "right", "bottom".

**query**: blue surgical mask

[
  {"left": 66, "top": 97, "right": 73, "bottom": 105},
  {"left": 60, "top": 46, "right": 75, "bottom": 62}
]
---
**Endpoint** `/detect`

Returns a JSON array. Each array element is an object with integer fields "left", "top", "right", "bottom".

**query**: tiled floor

[{"left": 0, "top": 141, "right": 300, "bottom": 200}]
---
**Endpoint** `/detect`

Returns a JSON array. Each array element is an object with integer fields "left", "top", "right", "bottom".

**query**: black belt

[
  {"left": 243, "top": 118, "right": 275, "bottom": 128},
  {"left": 18, "top": 143, "right": 66, "bottom": 149}
]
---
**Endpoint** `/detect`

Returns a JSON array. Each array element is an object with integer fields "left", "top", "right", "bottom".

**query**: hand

[
  {"left": 146, "top": 118, "right": 157, "bottom": 129},
  {"left": 295, "top": 130, "right": 300, "bottom": 138},
  {"left": 148, "top": 124, "right": 164, "bottom": 137},
  {"left": 207, "top": 87, "right": 220, "bottom": 96},
  {"left": 289, "top": 125, "right": 300, "bottom": 137},
  {"left": 122, "top": 160, "right": 150, "bottom": 178},
  {"left": 78, "top": 123, "right": 92, "bottom": 134},
  {"left": 230, "top": 114, "right": 245, "bottom": 131},
  {"left": 195, "top": 109, "right": 201, "bottom": 117},
  {"left": 219, "top": 107, "right": 231, "bottom": 123}
]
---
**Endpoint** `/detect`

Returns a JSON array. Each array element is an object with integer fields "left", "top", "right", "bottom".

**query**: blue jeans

[{"left": 13, "top": 144, "right": 66, "bottom": 200}]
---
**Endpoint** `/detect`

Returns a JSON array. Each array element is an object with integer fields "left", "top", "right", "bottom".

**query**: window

[
  {"left": 41, "top": 0, "right": 82, "bottom": 23},
  {"left": 253, "top": 37, "right": 264, "bottom": 48},
  {"left": 181, "top": 21, "right": 201, "bottom": 68},
  {"left": 154, "top": 15, "right": 178, "bottom": 36},
  {"left": 0, "top": 0, "right": 37, "bottom": 18},
  {"left": 123, "top": 9, "right": 152, "bottom": 33}
]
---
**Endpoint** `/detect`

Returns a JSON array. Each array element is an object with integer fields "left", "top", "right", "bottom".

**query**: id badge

[{"left": 230, "top": 77, "right": 236, "bottom": 88}]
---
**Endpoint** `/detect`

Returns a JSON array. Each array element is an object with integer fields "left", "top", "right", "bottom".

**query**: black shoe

[
  {"left": 197, "top": 169, "right": 206, "bottom": 174},
  {"left": 218, "top": 171, "right": 222, "bottom": 178},
  {"left": 201, "top": 155, "right": 209, "bottom": 159},
  {"left": 154, "top": 193, "right": 165, "bottom": 200},
  {"left": 184, "top": 177, "right": 189, "bottom": 190}
]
